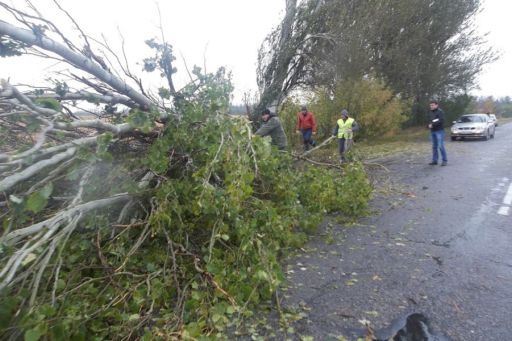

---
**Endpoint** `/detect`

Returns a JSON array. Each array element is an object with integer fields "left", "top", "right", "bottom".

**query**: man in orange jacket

[{"left": 295, "top": 105, "right": 317, "bottom": 151}]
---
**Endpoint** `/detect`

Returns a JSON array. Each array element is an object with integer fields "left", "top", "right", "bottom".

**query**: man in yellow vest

[{"left": 332, "top": 109, "right": 359, "bottom": 163}]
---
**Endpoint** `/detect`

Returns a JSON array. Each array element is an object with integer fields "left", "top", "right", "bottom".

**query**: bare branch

[
  {"left": 51, "top": 0, "right": 91, "bottom": 50},
  {"left": 156, "top": 3, "right": 176, "bottom": 94},
  {"left": 1, "top": 80, "right": 59, "bottom": 117},
  {"left": 29, "top": 90, "right": 135, "bottom": 107},
  {"left": 0, "top": 193, "right": 131, "bottom": 290},
  {"left": 301, "top": 135, "right": 335, "bottom": 157},
  {"left": 54, "top": 120, "right": 131, "bottom": 134},
  {"left": 0, "top": 1, "right": 79, "bottom": 51},
  {"left": 0, "top": 147, "right": 76, "bottom": 192},
  {"left": 0, "top": 19, "right": 153, "bottom": 109}
]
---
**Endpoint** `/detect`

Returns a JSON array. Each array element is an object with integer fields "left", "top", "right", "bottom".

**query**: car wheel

[
  {"left": 451, "top": 136, "right": 456, "bottom": 141},
  {"left": 483, "top": 130, "right": 489, "bottom": 141}
]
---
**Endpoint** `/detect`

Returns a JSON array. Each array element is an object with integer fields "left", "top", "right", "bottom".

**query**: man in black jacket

[{"left": 428, "top": 100, "right": 448, "bottom": 166}]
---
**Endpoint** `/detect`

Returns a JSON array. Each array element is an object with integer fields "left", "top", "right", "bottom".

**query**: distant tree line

[
  {"left": 472, "top": 96, "right": 512, "bottom": 117},
  {"left": 253, "top": 0, "right": 496, "bottom": 126}
]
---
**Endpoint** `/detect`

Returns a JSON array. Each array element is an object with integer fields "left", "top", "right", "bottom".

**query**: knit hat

[
  {"left": 261, "top": 108, "right": 271, "bottom": 116},
  {"left": 341, "top": 109, "right": 349, "bottom": 117}
]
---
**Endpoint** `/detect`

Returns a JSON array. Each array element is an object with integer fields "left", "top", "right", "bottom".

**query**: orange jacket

[{"left": 296, "top": 111, "right": 317, "bottom": 131}]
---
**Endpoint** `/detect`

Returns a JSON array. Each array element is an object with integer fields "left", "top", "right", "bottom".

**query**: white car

[{"left": 450, "top": 114, "right": 495, "bottom": 141}]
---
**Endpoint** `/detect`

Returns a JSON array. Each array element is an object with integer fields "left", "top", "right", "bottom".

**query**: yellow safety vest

[{"left": 337, "top": 117, "right": 355, "bottom": 139}]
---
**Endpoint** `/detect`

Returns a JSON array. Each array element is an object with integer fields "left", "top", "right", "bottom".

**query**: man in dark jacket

[
  {"left": 428, "top": 100, "right": 448, "bottom": 166},
  {"left": 255, "top": 108, "right": 287, "bottom": 150}
]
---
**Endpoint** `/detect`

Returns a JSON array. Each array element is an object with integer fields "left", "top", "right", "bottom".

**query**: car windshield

[{"left": 457, "top": 115, "right": 484, "bottom": 123}]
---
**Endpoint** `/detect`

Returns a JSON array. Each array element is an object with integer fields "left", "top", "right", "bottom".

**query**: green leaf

[
  {"left": 25, "top": 183, "right": 53, "bottom": 213},
  {"left": 24, "top": 326, "right": 45, "bottom": 341},
  {"left": 96, "top": 132, "right": 114, "bottom": 161},
  {"left": 128, "top": 314, "right": 140, "bottom": 321},
  {"left": 141, "top": 330, "right": 154, "bottom": 341},
  {"left": 39, "top": 183, "right": 53, "bottom": 199},
  {"left": 21, "top": 252, "right": 36, "bottom": 266},
  {"left": 65, "top": 168, "right": 80, "bottom": 181},
  {"left": 206, "top": 263, "right": 222, "bottom": 274},
  {"left": 254, "top": 270, "right": 269, "bottom": 281},
  {"left": 158, "top": 87, "right": 171, "bottom": 99},
  {"left": 34, "top": 98, "right": 61, "bottom": 111},
  {"left": 0, "top": 296, "right": 17, "bottom": 329},
  {"left": 26, "top": 121, "right": 42, "bottom": 133},
  {"left": 127, "top": 109, "right": 155, "bottom": 133}
]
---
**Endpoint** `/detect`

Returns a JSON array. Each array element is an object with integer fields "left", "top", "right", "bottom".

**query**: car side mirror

[{"left": 452, "top": 121, "right": 456, "bottom": 124}]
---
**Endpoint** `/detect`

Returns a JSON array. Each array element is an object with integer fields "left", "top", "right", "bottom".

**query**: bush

[{"left": 279, "top": 79, "right": 410, "bottom": 148}]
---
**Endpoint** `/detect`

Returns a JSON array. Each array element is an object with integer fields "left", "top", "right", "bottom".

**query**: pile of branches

[
  {"left": 0, "top": 2, "right": 167, "bottom": 312},
  {"left": 0, "top": 2, "right": 372, "bottom": 339},
  {"left": 0, "top": 2, "right": 210, "bottom": 338}
]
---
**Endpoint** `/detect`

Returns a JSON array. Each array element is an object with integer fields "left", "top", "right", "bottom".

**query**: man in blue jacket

[{"left": 428, "top": 100, "right": 448, "bottom": 166}]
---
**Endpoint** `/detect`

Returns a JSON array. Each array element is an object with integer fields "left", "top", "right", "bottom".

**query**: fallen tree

[{"left": 0, "top": 2, "right": 371, "bottom": 339}]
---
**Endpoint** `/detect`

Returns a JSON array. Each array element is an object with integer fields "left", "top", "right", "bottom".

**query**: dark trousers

[
  {"left": 302, "top": 128, "right": 315, "bottom": 150},
  {"left": 338, "top": 138, "right": 353, "bottom": 161}
]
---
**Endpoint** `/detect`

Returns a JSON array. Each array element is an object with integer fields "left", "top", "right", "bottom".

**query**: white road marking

[
  {"left": 503, "top": 183, "right": 512, "bottom": 205},
  {"left": 497, "top": 206, "right": 510, "bottom": 216}
]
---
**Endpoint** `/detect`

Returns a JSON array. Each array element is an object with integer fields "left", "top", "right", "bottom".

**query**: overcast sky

[
  {"left": 472, "top": 0, "right": 512, "bottom": 98},
  {"left": 0, "top": 0, "right": 510, "bottom": 103}
]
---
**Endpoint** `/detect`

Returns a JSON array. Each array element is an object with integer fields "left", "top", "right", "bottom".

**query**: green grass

[
  {"left": 497, "top": 117, "right": 512, "bottom": 124},
  {"left": 291, "top": 127, "right": 432, "bottom": 163},
  {"left": 356, "top": 127, "right": 429, "bottom": 160}
]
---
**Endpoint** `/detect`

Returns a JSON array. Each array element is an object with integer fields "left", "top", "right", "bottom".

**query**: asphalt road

[{"left": 276, "top": 122, "right": 512, "bottom": 340}]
